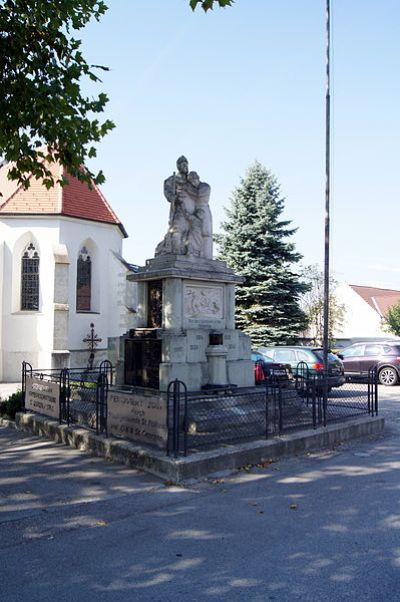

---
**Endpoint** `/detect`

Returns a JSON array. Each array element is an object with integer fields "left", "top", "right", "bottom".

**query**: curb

[{"left": 13, "top": 412, "right": 385, "bottom": 482}]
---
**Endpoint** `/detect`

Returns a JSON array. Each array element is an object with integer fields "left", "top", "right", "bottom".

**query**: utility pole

[{"left": 323, "top": 0, "right": 331, "bottom": 402}]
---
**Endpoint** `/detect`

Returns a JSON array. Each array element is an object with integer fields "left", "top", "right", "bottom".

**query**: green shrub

[{"left": 0, "top": 390, "right": 23, "bottom": 420}]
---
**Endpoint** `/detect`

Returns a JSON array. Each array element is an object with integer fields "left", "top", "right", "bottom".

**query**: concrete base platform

[{"left": 12, "top": 412, "right": 384, "bottom": 483}]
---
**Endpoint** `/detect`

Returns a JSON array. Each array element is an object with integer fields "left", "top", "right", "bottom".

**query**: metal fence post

[
  {"left": 368, "top": 366, "right": 378, "bottom": 416},
  {"left": 96, "top": 373, "right": 108, "bottom": 435},
  {"left": 59, "top": 368, "right": 70, "bottom": 425},
  {"left": 166, "top": 379, "right": 187, "bottom": 457},
  {"left": 21, "top": 361, "right": 32, "bottom": 411},
  {"left": 21, "top": 361, "right": 25, "bottom": 410},
  {"left": 312, "top": 379, "right": 317, "bottom": 429},
  {"left": 100, "top": 359, "right": 113, "bottom": 386},
  {"left": 278, "top": 385, "right": 283, "bottom": 434},
  {"left": 367, "top": 367, "right": 372, "bottom": 415}
]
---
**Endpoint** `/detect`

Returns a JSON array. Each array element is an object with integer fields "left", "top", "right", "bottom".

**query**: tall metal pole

[{"left": 323, "top": 0, "right": 331, "bottom": 388}]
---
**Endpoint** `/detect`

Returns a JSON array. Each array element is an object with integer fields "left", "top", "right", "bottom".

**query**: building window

[
  {"left": 76, "top": 247, "right": 91, "bottom": 311},
  {"left": 21, "top": 243, "right": 40, "bottom": 310}
]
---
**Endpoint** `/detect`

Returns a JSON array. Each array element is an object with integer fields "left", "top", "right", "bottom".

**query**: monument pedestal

[{"left": 121, "top": 254, "right": 254, "bottom": 392}]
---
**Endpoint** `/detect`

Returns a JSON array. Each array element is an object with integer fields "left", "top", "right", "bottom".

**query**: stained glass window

[
  {"left": 76, "top": 247, "right": 91, "bottom": 311},
  {"left": 21, "top": 243, "right": 40, "bottom": 310}
]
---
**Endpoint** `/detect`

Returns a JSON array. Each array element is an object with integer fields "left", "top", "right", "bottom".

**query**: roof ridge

[
  {"left": 76, "top": 169, "right": 122, "bottom": 226},
  {"left": 61, "top": 168, "right": 127, "bottom": 238},
  {"left": 349, "top": 284, "right": 400, "bottom": 294}
]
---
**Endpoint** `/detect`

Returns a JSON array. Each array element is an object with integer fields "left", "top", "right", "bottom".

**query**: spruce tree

[{"left": 215, "top": 161, "right": 309, "bottom": 347}]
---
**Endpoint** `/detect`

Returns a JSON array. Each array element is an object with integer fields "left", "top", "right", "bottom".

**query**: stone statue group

[{"left": 155, "top": 156, "right": 213, "bottom": 259}]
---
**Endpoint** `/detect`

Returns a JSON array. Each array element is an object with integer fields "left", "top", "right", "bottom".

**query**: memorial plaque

[
  {"left": 108, "top": 391, "right": 168, "bottom": 449},
  {"left": 25, "top": 376, "right": 60, "bottom": 419},
  {"left": 184, "top": 284, "right": 223, "bottom": 320}
]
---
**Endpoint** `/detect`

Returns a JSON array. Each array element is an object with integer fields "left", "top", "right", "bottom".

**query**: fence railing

[
  {"left": 167, "top": 367, "right": 379, "bottom": 456},
  {"left": 22, "top": 361, "right": 112, "bottom": 435},
  {"left": 21, "top": 361, "right": 379, "bottom": 457}
]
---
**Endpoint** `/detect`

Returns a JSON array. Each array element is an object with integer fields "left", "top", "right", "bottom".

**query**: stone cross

[{"left": 83, "top": 322, "right": 102, "bottom": 369}]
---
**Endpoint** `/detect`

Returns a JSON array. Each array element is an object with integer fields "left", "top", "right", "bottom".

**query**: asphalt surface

[{"left": 1, "top": 386, "right": 400, "bottom": 601}]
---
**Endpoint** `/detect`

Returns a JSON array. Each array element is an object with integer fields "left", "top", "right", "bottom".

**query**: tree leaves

[
  {"left": 300, "top": 265, "right": 346, "bottom": 345},
  {"left": 0, "top": 1, "right": 113, "bottom": 190},
  {"left": 383, "top": 303, "right": 400, "bottom": 337},
  {"left": 189, "top": 0, "right": 234, "bottom": 11}
]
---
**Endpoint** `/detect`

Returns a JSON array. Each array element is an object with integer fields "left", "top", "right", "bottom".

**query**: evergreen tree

[{"left": 215, "top": 161, "right": 309, "bottom": 347}]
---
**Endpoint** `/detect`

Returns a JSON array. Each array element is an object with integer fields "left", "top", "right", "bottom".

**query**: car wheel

[{"left": 378, "top": 367, "right": 399, "bottom": 386}]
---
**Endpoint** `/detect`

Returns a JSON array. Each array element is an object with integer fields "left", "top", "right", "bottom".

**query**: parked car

[
  {"left": 258, "top": 346, "right": 345, "bottom": 390},
  {"left": 338, "top": 341, "right": 400, "bottom": 386},
  {"left": 251, "top": 350, "right": 293, "bottom": 385}
]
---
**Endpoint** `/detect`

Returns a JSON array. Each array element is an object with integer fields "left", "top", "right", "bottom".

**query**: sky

[{"left": 80, "top": 0, "right": 400, "bottom": 289}]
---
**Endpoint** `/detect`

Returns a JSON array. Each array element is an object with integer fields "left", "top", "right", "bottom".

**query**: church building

[{"left": 0, "top": 160, "right": 133, "bottom": 382}]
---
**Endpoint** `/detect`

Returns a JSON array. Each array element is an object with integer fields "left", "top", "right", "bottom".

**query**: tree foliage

[
  {"left": 300, "top": 265, "right": 346, "bottom": 346},
  {"left": 190, "top": 0, "right": 234, "bottom": 11},
  {"left": 215, "top": 161, "right": 309, "bottom": 347},
  {"left": 0, "top": 0, "right": 113, "bottom": 191},
  {"left": 382, "top": 302, "right": 400, "bottom": 337},
  {"left": 0, "top": 0, "right": 235, "bottom": 193}
]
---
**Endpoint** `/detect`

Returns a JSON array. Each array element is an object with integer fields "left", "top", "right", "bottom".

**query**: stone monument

[{"left": 119, "top": 156, "right": 254, "bottom": 392}]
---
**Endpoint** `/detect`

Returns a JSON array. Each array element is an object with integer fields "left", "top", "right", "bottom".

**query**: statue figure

[
  {"left": 155, "top": 157, "right": 213, "bottom": 259},
  {"left": 187, "top": 171, "right": 213, "bottom": 258}
]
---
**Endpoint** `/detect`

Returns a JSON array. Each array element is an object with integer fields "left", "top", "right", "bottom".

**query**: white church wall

[
  {"left": 59, "top": 217, "right": 124, "bottom": 367},
  {"left": 0, "top": 213, "right": 129, "bottom": 380},
  {"left": 0, "top": 218, "right": 59, "bottom": 380},
  {"left": 0, "top": 240, "right": 3, "bottom": 381}
]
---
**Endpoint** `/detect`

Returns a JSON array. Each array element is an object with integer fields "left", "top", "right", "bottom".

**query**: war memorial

[
  {"left": 116, "top": 155, "right": 254, "bottom": 392},
  {"left": 18, "top": 157, "right": 382, "bottom": 480}
]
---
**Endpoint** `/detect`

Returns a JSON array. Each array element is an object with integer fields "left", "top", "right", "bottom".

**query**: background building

[
  {"left": 0, "top": 160, "right": 134, "bottom": 381},
  {"left": 333, "top": 283, "right": 400, "bottom": 347}
]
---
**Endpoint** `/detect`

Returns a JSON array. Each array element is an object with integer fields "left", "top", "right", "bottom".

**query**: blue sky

[{"left": 81, "top": 0, "right": 400, "bottom": 288}]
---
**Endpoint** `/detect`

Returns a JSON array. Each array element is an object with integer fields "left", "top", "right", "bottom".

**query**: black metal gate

[{"left": 22, "top": 361, "right": 111, "bottom": 435}]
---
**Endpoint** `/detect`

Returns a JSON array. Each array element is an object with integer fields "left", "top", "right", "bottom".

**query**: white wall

[
  {"left": 59, "top": 217, "right": 126, "bottom": 363},
  {"left": 0, "top": 214, "right": 130, "bottom": 380},
  {"left": 0, "top": 240, "right": 3, "bottom": 381},
  {"left": 0, "top": 217, "right": 59, "bottom": 380},
  {"left": 334, "top": 283, "right": 387, "bottom": 339}
]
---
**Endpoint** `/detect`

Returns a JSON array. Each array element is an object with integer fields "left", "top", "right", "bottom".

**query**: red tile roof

[
  {"left": 350, "top": 285, "right": 400, "bottom": 317},
  {"left": 0, "top": 161, "right": 127, "bottom": 237}
]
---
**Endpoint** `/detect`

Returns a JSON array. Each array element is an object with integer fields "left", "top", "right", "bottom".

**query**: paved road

[{"left": 1, "top": 386, "right": 400, "bottom": 602}]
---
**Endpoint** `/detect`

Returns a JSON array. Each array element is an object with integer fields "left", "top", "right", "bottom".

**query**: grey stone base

[{"left": 13, "top": 412, "right": 384, "bottom": 483}]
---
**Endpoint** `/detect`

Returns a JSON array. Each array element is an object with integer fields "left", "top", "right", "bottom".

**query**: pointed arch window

[
  {"left": 21, "top": 243, "right": 40, "bottom": 310},
  {"left": 76, "top": 247, "right": 92, "bottom": 311}
]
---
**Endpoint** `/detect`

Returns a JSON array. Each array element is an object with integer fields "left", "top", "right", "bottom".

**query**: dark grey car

[{"left": 259, "top": 346, "right": 345, "bottom": 390}]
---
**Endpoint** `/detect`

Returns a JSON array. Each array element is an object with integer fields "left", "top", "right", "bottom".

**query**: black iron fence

[
  {"left": 22, "top": 361, "right": 379, "bottom": 457},
  {"left": 22, "top": 360, "right": 112, "bottom": 435},
  {"left": 167, "top": 367, "right": 379, "bottom": 456}
]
